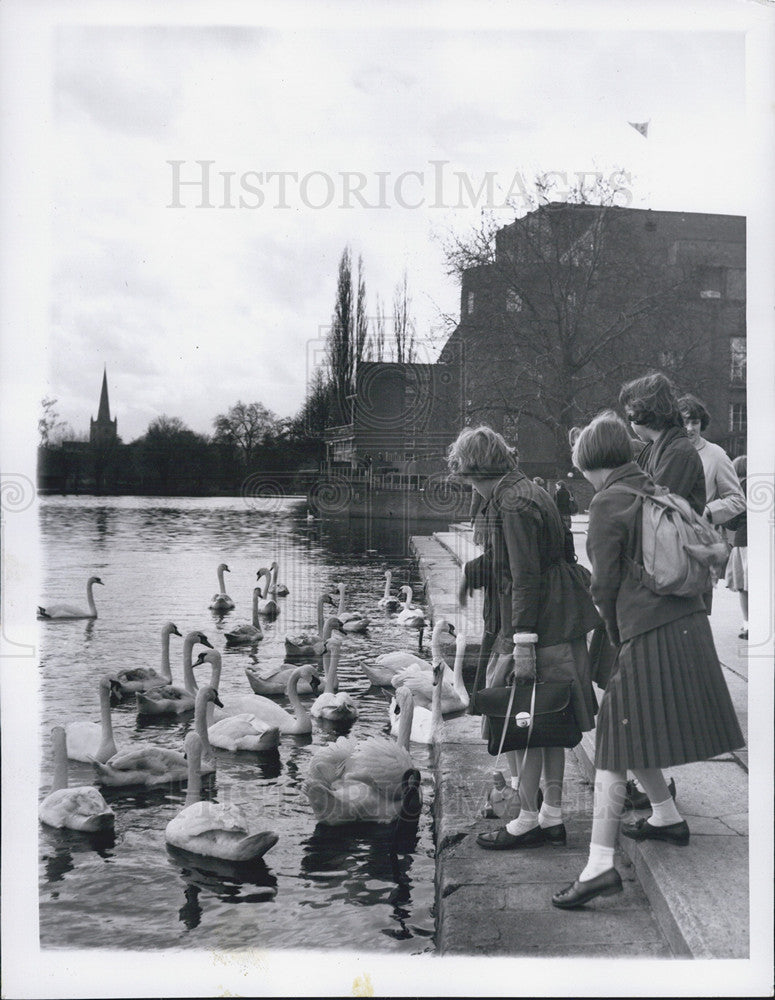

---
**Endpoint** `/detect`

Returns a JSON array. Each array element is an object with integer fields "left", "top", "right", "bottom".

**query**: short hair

[
  {"left": 572, "top": 410, "right": 634, "bottom": 472},
  {"left": 532, "top": 476, "right": 546, "bottom": 488},
  {"left": 619, "top": 372, "right": 683, "bottom": 431},
  {"left": 677, "top": 393, "right": 711, "bottom": 431},
  {"left": 732, "top": 454, "right": 747, "bottom": 478},
  {"left": 447, "top": 425, "right": 517, "bottom": 477}
]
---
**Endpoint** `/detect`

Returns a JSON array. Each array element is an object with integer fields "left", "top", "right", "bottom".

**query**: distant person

[
  {"left": 554, "top": 480, "right": 573, "bottom": 530},
  {"left": 724, "top": 455, "right": 748, "bottom": 640},
  {"left": 533, "top": 476, "right": 547, "bottom": 490},
  {"left": 677, "top": 393, "right": 745, "bottom": 529},
  {"left": 448, "top": 425, "right": 600, "bottom": 847},
  {"left": 553, "top": 412, "right": 744, "bottom": 910},
  {"left": 619, "top": 373, "right": 706, "bottom": 515}
]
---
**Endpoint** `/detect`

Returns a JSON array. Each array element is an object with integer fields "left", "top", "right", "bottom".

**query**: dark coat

[
  {"left": 554, "top": 484, "right": 572, "bottom": 517},
  {"left": 480, "top": 469, "right": 600, "bottom": 653},
  {"left": 586, "top": 462, "right": 706, "bottom": 645},
  {"left": 636, "top": 425, "right": 706, "bottom": 516}
]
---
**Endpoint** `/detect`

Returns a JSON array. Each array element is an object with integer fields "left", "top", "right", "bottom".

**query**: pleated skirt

[
  {"left": 725, "top": 546, "right": 748, "bottom": 592},
  {"left": 594, "top": 612, "right": 745, "bottom": 771}
]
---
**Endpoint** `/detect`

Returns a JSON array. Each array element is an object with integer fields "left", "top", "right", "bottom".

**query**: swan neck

[
  {"left": 287, "top": 671, "right": 310, "bottom": 724},
  {"left": 51, "top": 729, "right": 69, "bottom": 791},
  {"left": 337, "top": 585, "right": 346, "bottom": 617},
  {"left": 217, "top": 566, "right": 226, "bottom": 592},
  {"left": 397, "top": 695, "right": 414, "bottom": 751},
  {"left": 209, "top": 657, "right": 222, "bottom": 691},
  {"left": 252, "top": 588, "right": 260, "bottom": 627},
  {"left": 195, "top": 694, "right": 214, "bottom": 757},
  {"left": 161, "top": 629, "right": 173, "bottom": 681},
  {"left": 317, "top": 595, "right": 326, "bottom": 633},
  {"left": 185, "top": 745, "right": 202, "bottom": 807},
  {"left": 454, "top": 638, "right": 466, "bottom": 686},
  {"left": 431, "top": 670, "right": 444, "bottom": 732},
  {"left": 384, "top": 571, "right": 392, "bottom": 598},
  {"left": 182, "top": 637, "right": 198, "bottom": 693},
  {"left": 99, "top": 681, "right": 116, "bottom": 746},
  {"left": 402, "top": 586, "right": 414, "bottom": 609},
  {"left": 87, "top": 580, "right": 98, "bottom": 615}
]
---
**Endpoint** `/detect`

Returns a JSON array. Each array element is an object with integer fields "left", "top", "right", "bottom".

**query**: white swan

[
  {"left": 90, "top": 702, "right": 189, "bottom": 788},
  {"left": 65, "top": 675, "right": 119, "bottom": 763},
  {"left": 244, "top": 644, "right": 325, "bottom": 697},
  {"left": 332, "top": 582, "right": 370, "bottom": 632},
  {"left": 302, "top": 686, "right": 420, "bottom": 825},
  {"left": 224, "top": 587, "right": 264, "bottom": 646},
  {"left": 39, "top": 726, "right": 115, "bottom": 832},
  {"left": 212, "top": 663, "right": 321, "bottom": 735},
  {"left": 38, "top": 576, "right": 104, "bottom": 621},
  {"left": 209, "top": 563, "right": 235, "bottom": 611},
  {"left": 377, "top": 570, "right": 401, "bottom": 612},
  {"left": 389, "top": 658, "right": 446, "bottom": 745},
  {"left": 395, "top": 586, "right": 429, "bottom": 650},
  {"left": 361, "top": 619, "right": 456, "bottom": 688},
  {"left": 135, "top": 630, "right": 213, "bottom": 715},
  {"left": 311, "top": 631, "right": 358, "bottom": 723},
  {"left": 192, "top": 649, "right": 281, "bottom": 751},
  {"left": 392, "top": 623, "right": 469, "bottom": 714},
  {"left": 255, "top": 567, "right": 279, "bottom": 620},
  {"left": 269, "top": 560, "right": 289, "bottom": 597},
  {"left": 165, "top": 731, "right": 279, "bottom": 861},
  {"left": 112, "top": 622, "right": 182, "bottom": 697},
  {"left": 190, "top": 684, "right": 227, "bottom": 773},
  {"left": 284, "top": 603, "right": 338, "bottom": 660}
]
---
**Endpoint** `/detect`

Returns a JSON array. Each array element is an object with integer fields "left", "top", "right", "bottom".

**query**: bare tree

[
  {"left": 39, "top": 396, "right": 65, "bottom": 446},
  {"left": 371, "top": 294, "right": 388, "bottom": 361},
  {"left": 392, "top": 270, "right": 416, "bottom": 363},
  {"left": 213, "top": 401, "right": 279, "bottom": 469},
  {"left": 326, "top": 247, "right": 355, "bottom": 423}
]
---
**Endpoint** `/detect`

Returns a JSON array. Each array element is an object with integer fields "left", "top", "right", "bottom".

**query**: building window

[
  {"left": 726, "top": 268, "right": 746, "bottom": 301},
  {"left": 729, "top": 402, "right": 746, "bottom": 433},
  {"left": 729, "top": 337, "right": 746, "bottom": 384},
  {"left": 467, "top": 291, "right": 475, "bottom": 315},
  {"left": 699, "top": 267, "right": 723, "bottom": 299},
  {"left": 506, "top": 289, "right": 523, "bottom": 313}
]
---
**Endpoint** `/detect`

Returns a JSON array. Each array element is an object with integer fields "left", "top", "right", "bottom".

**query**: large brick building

[{"left": 440, "top": 204, "right": 746, "bottom": 477}]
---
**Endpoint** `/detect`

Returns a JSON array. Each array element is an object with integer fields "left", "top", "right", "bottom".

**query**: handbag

[{"left": 473, "top": 679, "right": 582, "bottom": 755}]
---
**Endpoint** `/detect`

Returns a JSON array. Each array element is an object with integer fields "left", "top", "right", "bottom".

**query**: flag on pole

[{"left": 628, "top": 121, "right": 650, "bottom": 138}]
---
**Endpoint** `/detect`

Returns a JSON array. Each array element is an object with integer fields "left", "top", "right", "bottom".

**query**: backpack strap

[{"left": 604, "top": 483, "right": 649, "bottom": 586}]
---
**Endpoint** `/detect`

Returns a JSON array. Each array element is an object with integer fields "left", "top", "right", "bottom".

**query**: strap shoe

[
  {"left": 623, "top": 776, "right": 676, "bottom": 811},
  {"left": 621, "top": 817, "right": 689, "bottom": 846},
  {"left": 476, "top": 825, "right": 544, "bottom": 850},
  {"left": 540, "top": 822, "right": 567, "bottom": 846},
  {"left": 552, "top": 868, "right": 623, "bottom": 909}
]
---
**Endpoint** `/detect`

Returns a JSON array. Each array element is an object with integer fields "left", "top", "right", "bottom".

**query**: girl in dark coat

[
  {"left": 449, "top": 426, "right": 600, "bottom": 850},
  {"left": 552, "top": 412, "right": 743, "bottom": 909}
]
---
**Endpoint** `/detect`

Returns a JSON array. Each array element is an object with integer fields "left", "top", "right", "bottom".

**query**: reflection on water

[{"left": 38, "top": 496, "right": 442, "bottom": 953}]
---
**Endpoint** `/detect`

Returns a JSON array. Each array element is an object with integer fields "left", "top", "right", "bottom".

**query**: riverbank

[{"left": 411, "top": 519, "right": 751, "bottom": 959}]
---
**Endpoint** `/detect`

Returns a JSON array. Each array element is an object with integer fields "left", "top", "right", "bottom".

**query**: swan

[
  {"left": 112, "top": 622, "right": 182, "bottom": 697},
  {"left": 395, "top": 586, "right": 429, "bottom": 650},
  {"left": 212, "top": 663, "right": 321, "bottom": 735},
  {"left": 269, "top": 560, "right": 289, "bottom": 597},
  {"left": 90, "top": 702, "right": 189, "bottom": 788},
  {"left": 332, "top": 582, "right": 370, "bottom": 633},
  {"left": 392, "top": 623, "right": 469, "bottom": 715},
  {"left": 65, "top": 675, "right": 120, "bottom": 763},
  {"left": 311, "top": 631, "right": 358, "bottom": 723},
  {"left": 188, "top": 683, "right": 227, "bottom": 774},
  {"left": 39, "top": 726, "right": 115, "bottom": 833},
  {"left": 361, "top": 618, "right": 456, "bottom": 687},
  {"left": 209, "top": 563, "right": 235, "bottom": 611},
  {"left": 255, "top": 568, "right": 279, "bottom": 620},
  {"left": 377, "top": 570, "right": 401, "bottom": 612},
  {"left": 38, "top": 576, "right": 104, "bottom": 621},
  {"left": 244, "top": 642, "right": 327, "bottom": 696},
  {"left": 165, "top": 731, "right": 279, "bottom": 861},
  {"left": 302, "top": 686, "right": 421, "bottom": 825},
  {"left": 284, "top": 601, "right": 338, "bottom": 659},
  {"left": 389, "top": 659, "right": 445, "bottom": 745},
  {"left": 194, "top": 649, "right": 288, "bottom": 747},
  {"left": 135, "top": 630, "right": 213, "bottom": 716},
  {"left": 224, "top": 587, "right": 264, "bottom": 646}
]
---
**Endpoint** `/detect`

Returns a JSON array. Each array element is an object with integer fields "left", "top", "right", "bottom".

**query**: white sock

[
  {"left": 509, "top": 776, "right": 520, "bottom": 791},
  {"left": 648, "top": 796, "right": 683, "bottom": 827},
  {"left": 579, "top": 843, "right": 615, "bottom": 882},
  {"left": 505, "top": 809, "right": 539, "bottom": 836},
  {"left": 538, "top": 803, "right": 563, "bottom": 828}
]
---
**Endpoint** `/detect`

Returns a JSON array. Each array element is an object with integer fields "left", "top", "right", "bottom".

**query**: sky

[{"left": 44, "top": 20, "right": 751, "bottom": 442}]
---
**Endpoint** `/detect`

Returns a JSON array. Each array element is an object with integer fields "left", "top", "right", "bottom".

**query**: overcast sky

[{"left": 46, "top": 23, "right": 748, "bottom": 442}]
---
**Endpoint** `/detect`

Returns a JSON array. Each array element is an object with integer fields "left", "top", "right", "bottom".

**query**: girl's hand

[{"left": 512, "top": 643, "right": 537, "bottom": 684}]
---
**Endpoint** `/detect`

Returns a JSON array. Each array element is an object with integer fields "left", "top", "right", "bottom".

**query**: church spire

[{"left": 97, "top": 366, "right": 111, "bottom": 422}]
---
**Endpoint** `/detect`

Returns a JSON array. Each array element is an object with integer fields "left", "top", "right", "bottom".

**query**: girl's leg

[
  {"left": 538, "top": 747, "right": 565, "bottom": 831},
  {"left": 504, "top": 748, "right": 542, "bottom": 834},
  {"left": 578, "top": 769, "right": 627, "bottom": 881},
  {"left": 630, "top": 767, "right": 683, "bottom": 826}
]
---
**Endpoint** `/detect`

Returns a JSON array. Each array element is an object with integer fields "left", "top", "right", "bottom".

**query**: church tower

[{"left": 90, "top": 367, "right": 118, "bottom": 447}]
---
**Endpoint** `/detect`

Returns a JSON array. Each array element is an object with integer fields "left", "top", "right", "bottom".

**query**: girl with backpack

[{"left": 552, "top": 411, "right": 744, "bottom": 909}]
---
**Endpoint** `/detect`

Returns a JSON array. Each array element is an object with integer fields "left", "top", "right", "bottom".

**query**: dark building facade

[{"left": 440, "top": 204, "right": 746, "bottom": 477}]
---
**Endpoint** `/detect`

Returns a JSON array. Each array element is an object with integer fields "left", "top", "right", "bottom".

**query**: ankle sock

[
  {"left": 505, "top": 809, "right": 539, "bottom": 836},
  {"left": 648, "top": 796, "right": 683, "bottom": 827},
  {"left": 509, "top": 776, "right": 520, "bottom": 791},
  {"left": 538, "top": 803, "right": 563, "bottom": 828},
  {"left": 579, "top": 843, "right": 615, "bottom": 882}
]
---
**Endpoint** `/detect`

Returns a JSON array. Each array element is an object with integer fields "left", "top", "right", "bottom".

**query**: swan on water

[
  {"left": 224, "top": 587, "right": 264, "bottom": 646},
  {"left": 209, "top": 563, "right": 235, "bottom": 611},
  {"left": 391, "top": 623, "right": 469, "bottom": 714},
  {"left": 395, "top": 586, "right": 429, "bottom": 650},
  {"left": 269, "top": 560, "right": 289, "bottom": 597},
  {"left": 254, "top": 567, "right": 279, "bottom": 619},
  {"left": 244, "top": 647, "right": 324, "bottom": 697},
  {"left": 135, "top": 630, "right": 213, "bottom": 716},
  {"left": 190, "top": 683, "right": 227, "bottom": 773},
  {"left": 311, "top": 630, "right": 358, "bottom": 723},
  {"left": 389, "top": 658, "right": 446, "bottom": 745},
  {"left": 212, "top": 663, "right": 321, "bottom": 735},
  {"left": 284, "top": 595, "right": 336, "bottom": 659},
  {"left": 165, "top": 731, "right": 279, "bottom": 861},
  {"left": 65, "top": 675, "right": 120, "bottom": 763},
  {"left": 377, "top": 570, "right": 401, "bottom": 612},
  {"left": 39, "top": 726, "right": 115, "bottom": 833},
  {"left": 361, "top": 618, "right": 456, "bottom": 687},
  {"left": 112, "top": 622, "right": 182, "bottom": 697},
  {"left": 302, "top": 685, "right": 421, "bottom": 826},
  {"left": 38, "top": 576, "right": 104, "bottom": 621},
  {"left": 331, "top": 582, "right": 370, "bottom": 633}
]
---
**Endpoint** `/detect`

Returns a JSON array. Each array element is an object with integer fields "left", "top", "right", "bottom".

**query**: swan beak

[
  {"left": 95, "top": 578, "right": 104, "bottom": 586},
  {"left": 171, "top": 625, "right": 182, "bottom": 636},
  {"left": 310, "top": 675, "right": 321, "bottom": 691},
  {"left": 213, "top": 691, "right": 224, "bottom": 708},
  {"left": 447, "top": 623, "right": 457, "bottom": 638},
  {"left": 201, "top": 635, "right": 214, "bottom": 649},
  {"left": 194, "top": 652, "right": 207, "bottom": 665}
]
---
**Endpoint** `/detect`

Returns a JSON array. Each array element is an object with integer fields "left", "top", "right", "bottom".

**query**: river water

[{"left": 37, "top": 496, "right": 456, "bottom": 953}]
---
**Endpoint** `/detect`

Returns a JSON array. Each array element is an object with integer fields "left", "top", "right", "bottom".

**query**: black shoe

[
  {"left": 476, "top": 825, "right": 544, "bottom": 850},
  {"left": 540, "top": 822, "right": 567, "bottom": 846},
  {"left": 738, "top": 628, "right": 748, "bottom": 640},
  {"left": 552, "top": 868, "right": 623, "bottom": 909},
  {"left": 623, "top": 776, "right": 676, "bottom": 811},
  {"left": 621, "top": 817, "right": 690, "bottom": 846}
]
